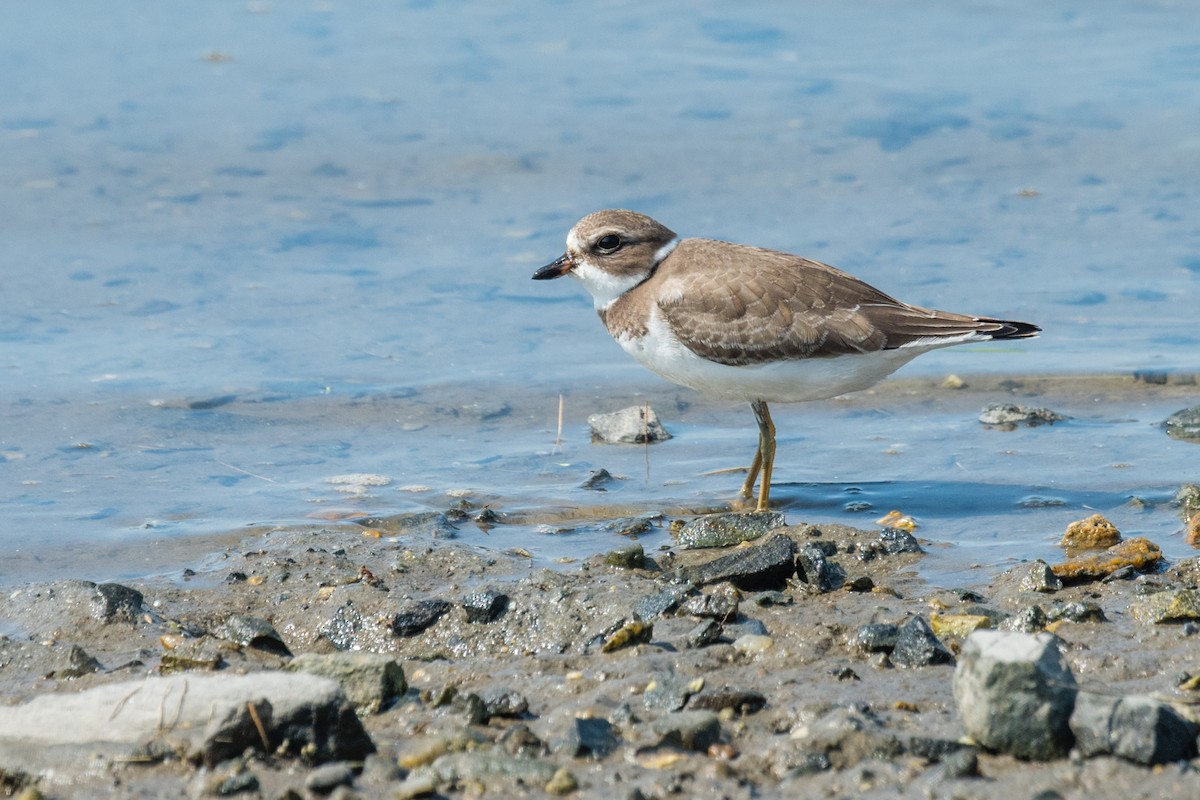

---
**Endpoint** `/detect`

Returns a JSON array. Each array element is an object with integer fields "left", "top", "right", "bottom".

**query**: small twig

[
  {"left": 555, "top": 393, "right": 564, "bottom": 450},
  {"left": 215, "top": 458, "right": 277, "bottom": 483},
  {"left": 643, "top": 400, "right": 651, "bottom": 483},
  {"left": 247, "top": 701, "right": 271, "bottom": 752}
]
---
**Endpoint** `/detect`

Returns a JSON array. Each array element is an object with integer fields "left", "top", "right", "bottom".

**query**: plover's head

[{"left": 533, "top": 209, "right": 679, "bottom": 310}]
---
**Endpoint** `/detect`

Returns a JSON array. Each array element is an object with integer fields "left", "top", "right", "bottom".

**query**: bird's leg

[
  {"left": 751, "top": 400, "right": 776, "bottom": 512},
  {"left": 740, "top": 441, "right": 763, "bottom": 500}
]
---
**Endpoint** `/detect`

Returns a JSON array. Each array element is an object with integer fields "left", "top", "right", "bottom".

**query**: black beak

[{"left": 532, "top": 253, "right": 574, "bottom": 280}]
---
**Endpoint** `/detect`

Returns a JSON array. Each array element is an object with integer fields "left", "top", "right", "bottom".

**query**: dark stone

[
  {"left": 215, "top": 768, "right": 260, "bottom": 795},
  {"left": 890, "top": 615, "right": 952, "bottom": 667},
  {"left": 54, "top": 644, "right": 103, "bottom": 678},
  {"left": 845, "top": 576, "right": 875, "bottom": 593},
  {"left": 385, "top": 511, "right": 458, "bottom": 538},
  {"left": 722, "top": 619, "right": 768, "bottom": 639},
  {"left": 498, "top": 724, "right": 546, "bottom": 758},
  {"left": 906, "top": 737, "right": 976, "bottom": 762},
  {"left": 796, "top": 545, "right": 845, "bottom": 592},
  {"left": 652, "top": 711, "right": 721, "bottom": 751},
  {"left": 390, "top": 599, "right": 451, "bottom": 637},
  {"left": 92, "top": 583, "right": 144, "bottom": 622},
  {"left": 687, "top": 689, "right": 766, "bottom": 715},
  {"left": 213, "top": 615, "right": 291, "bottom": 656},
  {"left": 855, "top": 623, "right": 900, "bottom": 654},
  {"left": 674, "top": 533, "right": 797, "bottom": 591},
  {"left": 679, "top": 586, "right": 739, "bottom": 620},
  {"left": 462, "top": 590, "right": 509, "bottom": 623},
  {"left": 643, "top": 672, "right": 700, "bottom": 711},
  {"left": 684, "top": 619, "right": 722, "bottom": 649},
  {"left": 878, "top": 528, "right": 923, "bottom": 554},
  {"left": 753, "top": 590, "right": 793, "bottom": 606},
  {"left": 580, "top": 468, "right": 616, "bottom": 491}
]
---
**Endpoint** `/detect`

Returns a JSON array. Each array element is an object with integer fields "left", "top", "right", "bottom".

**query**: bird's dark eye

[{"left": 596, "top": 234, "right": 622, "bottom": 253}]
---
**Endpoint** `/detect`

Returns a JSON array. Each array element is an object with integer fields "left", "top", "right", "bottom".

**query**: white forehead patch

[{"left": 571, "top": 259, "right": 649, "bottom": 311}]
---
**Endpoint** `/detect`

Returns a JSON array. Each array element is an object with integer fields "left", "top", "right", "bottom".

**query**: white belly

[{"left": 613, "top": 307, "right": 941, "bottom": 403}]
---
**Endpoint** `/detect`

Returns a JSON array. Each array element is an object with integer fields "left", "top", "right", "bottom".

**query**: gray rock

[
  {"left": 1175, "top": 483, "right": 1200, "bottom": 522},
  {"left": 305, "top": 761, "right": 355, "bottom": 794},
  {"left": 52, "top": 644, "right": 103, "bottom": 678},
  {"left": 674, "top": 533, "right": 797, "bottom": 591},
  {"left": 1129, "top": 588, "right": 1200, "bottom": 624},
  {"left": 675, "top": 512, "right": 785, "bottom": 549},
  {"left": 1000, "top": 605, "right": 1048, "bottom": 633},
  {"left": 651, "top": 710, "right": 721, "bottom": 751},
  {"left": 387, "top": 511, "right": 459, "bottom": 538},
  {"left": 793, "top": 706, "right": 902, "bottom": 768},
  {"left": 679, "top": 585, "right": 739, "bottom": 620},
  {"left": 1020, "top": 560, "right": 1063, "bottom": 593},
  {"left": 461, "top": 589, "right": 509, "bottom": 623},
  {"left": 796, "top": 545, "right": 845, "bottom": 593},
  {"left": 285, "top": 652, "right": 407, "bottom": 714},
  {"left": 855, "top": 623, "right": 900, "bottom": 653},
  {"left": 1070, "top": 693, "right": 1198, "bottom": 765},
  {"left": 390, "top": 599, "right": 451, "bottom": 636},
  {"left": 92, "top": 582, "right": 145, "bottom": 622},
  {"left": 1164, "top": 406, "right": 1200, "bottom": 442},
  {"left": 634, "top": 585, "right": 692, "bottom": 619},
  {"left": 418, "top": 750, "right": 559, "bottom": 784},
  {"left": 319, "top": 603, "right": 366, "bottom": 650},
  {"left": 0, "top": 672, "right": 374, "bottom": 779},
  {"left": 480, "top": 688, "right": 529, "bottom": 718},
  {"left": 643, "top": 672, "right": 702, "bottom": 711},
  {"left": 580, "top": 468, "right": 617, "bottom": 490},
  {"left": 1045, "top": 600, "right": 1106, "bottom": 623},
  {"left": 550, "top": 717, "right": 618, "bottom": 759},
  {"left": 891, "top": 615, "right": 952, "bottom": 667},
  {"left": 953, "top": 630, "right": 1076, "bottom": 760},
  {"left": 587, "top": 405, "right": 672, "bottom": 444},
  {"left": 213, "top": 614, "right": 291, "bottom": 655},
  {"left": 685, "top": 619, "right": 723, "bottom": 649},
  {"left": 723, "top": 618, "right": 768, "bottom": 639},
  {"left": 979, "top": 403, "right": 1067, "bottom": 428}
]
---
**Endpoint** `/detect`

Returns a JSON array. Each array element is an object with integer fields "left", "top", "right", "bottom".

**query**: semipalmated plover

[{"left": 534, "top": 209, "right": 1039, "bottom": 511}]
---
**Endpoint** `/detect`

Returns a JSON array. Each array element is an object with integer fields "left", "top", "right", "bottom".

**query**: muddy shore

[{"left": 3, "top": 501, "right": 1200, "bottom": 798}]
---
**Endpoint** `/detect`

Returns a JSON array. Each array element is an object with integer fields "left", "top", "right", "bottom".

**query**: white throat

[{"left": 570, "top": 237, "right": 681, "bottom": 312}]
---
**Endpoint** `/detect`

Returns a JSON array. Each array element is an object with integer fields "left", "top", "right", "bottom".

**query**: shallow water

[{"left": 3, "top": 2, "right": 1199, "bottom": 585}]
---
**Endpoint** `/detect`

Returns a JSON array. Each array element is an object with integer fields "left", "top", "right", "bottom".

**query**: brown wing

[{"left": 656, "top": 239, "right": 1025, "bottom": 366}]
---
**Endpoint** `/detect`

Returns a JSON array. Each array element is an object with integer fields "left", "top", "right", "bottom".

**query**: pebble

[
  {"left": 1020, "top": 560, "right": 1064, "bottom": 593},
  {"left": 603, "top": 543, "right": 646, "bottom": 569},
  {"left": 675, "top": 511, "right": 786, "bottom": 548},
  {"left": 679, "top": 585, "right": 739, "bottom": 620},
  {"left": 461, "top": 589, "right": 509, "bottom": 623},
  {"left": 796, "top": 545, "right": 845, "bottom": 593},
  {"left": 587, "top": 405, "right": 672, "bottom": 444},
  {"left": 979, "top": 403, "right": 1067, "bottom": 428},
  {"left": 877, "top": 527, "right": 922, "bottom": 554},
  {"left": 732, "top": 634, "right": 773, "bottom": 654},
  {"left": 580, "top": 468, "right": 617, "bottom": 491},
  {"left": 953, "top": 630, "right": 1076, "bottom": 760},
  {"left": 390, "top": 599, "right": 451, "bottom": 637},
  {"left": 644, "top": 673, "right": 704, "bottom": 711},
  {"left": 1060, "top": 513, "right": 1122, "bottom": 550},
  {"left": 855, "top": 623, "right": 899, "bottom": 654},
  {"left": 1128, "top": 588, "right": 1200, "bottom": 624},
  {"left": 304, "top": 762, "right": 355, "bottom": 794},
  {"left": 213, "top": 614, "right": 291, "bottom": 656},
  {"left": 686, "top": 689, "right": 766, "bottom": 715},
  {"left": 651, "top": 710, "right": 721, "bottom": 751},
  {"left": 890, "top": 615, "right": 952, "bottom": 667},
  {"left": 91, "top": 582, "right": 145, "bottom": 623},
  {"left": 929, "top": 612, "right": 990, "bottom": 640}
]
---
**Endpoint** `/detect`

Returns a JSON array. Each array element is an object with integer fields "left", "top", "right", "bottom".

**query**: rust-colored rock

[
  {"left": 1051, "top": 537, "right": 1162, "bottom": 582},
  {"left": 1187, "top": 512, "right": 1200, "bottom": 547},
  {"left": 1060, "top": 514, "right": 1122, "bottom": 550}
]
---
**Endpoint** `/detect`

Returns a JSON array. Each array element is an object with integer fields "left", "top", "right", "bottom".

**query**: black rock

[
  {"left": 684, "top": 619, "right": 722, "bottom": 649},
  {"left": 635, "top": 585, "right": 692, "bottom": 619},
  {"left": 390, "top": 599, "right": 451, "bottom": 637},
  {"left": 675, "top": 533, "right": 797, "bottom": 591},
  {"left": 796, "top": 545, "right": 845, "bottom": 593},
  {"left": 890, "top": 615, "right": 952, "bottom": 667},
  {"left": 687, "top": 688, "right": 766, "bottom": 715},
  {"left": 906, "top": 736, "right": 976, "bottom": 762},
  {"left": 580, "top": 468, "right": 617, "bottom": 491},
  {"left": 855, "top": 623, "right": 900, "bottom": 654},
  {"left": 878, "top": 528, "right": 923, "bottom": 554},
  {"left": 92, "top": 583, "right": 144, "bottom": 623},
  {"left": 462, "top": 590, "right": 509, "bottom": 623}
]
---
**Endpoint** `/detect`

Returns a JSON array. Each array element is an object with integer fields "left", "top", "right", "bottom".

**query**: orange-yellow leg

[{"left": 739, "top": 400, "right": 776, "bottom": 512}]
